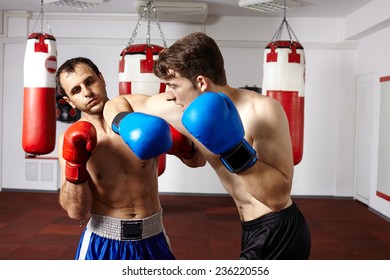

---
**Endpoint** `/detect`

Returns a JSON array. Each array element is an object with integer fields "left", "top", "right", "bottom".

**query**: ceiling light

[
  {"left": 239, "top": 0, "right": 286, "bottom": 12},
  {"left": 136, "top": 1, "right": 208, "bottom": 23},
  {"left": 44, "top": 0, "right": 108, "bottom": 9},
  {"left": 238, "top": 0, "right": 311, "bottom": 13}
]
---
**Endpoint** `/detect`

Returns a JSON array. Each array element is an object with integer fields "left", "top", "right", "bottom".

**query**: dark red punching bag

[
  {"left": 262, "top": 41, "right": 305, "bottom": 165},
  {"left": 22, "top": 32, "right": 57, "bottom": 155}
]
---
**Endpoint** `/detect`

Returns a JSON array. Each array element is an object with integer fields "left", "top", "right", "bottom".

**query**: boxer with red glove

[{"left": 62, "top": 121, "right": 97, "bottom": 184}]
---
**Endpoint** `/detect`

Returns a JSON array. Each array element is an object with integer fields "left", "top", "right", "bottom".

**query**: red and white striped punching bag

[
  {"left": 118, "top": 43, "right": 167, "bottom": 175},
  {"left": 119, "top": 44, "right": 166, "bottom": 95},
  {"left": 262, "top": 41, "right": 305, "bottom": 165},
  {"left": 22, "top": 32, "right": 57, "bottom": 155}
]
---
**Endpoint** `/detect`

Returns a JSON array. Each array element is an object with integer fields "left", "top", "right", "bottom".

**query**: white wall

[
  {"left": 345, "top": 0, "right": 390, "bottom": 218},
  {"left": 0, "top": 8, "right": 374, "bottom": 208}
]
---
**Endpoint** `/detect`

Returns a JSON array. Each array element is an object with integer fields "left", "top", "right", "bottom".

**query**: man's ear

[
  {"left": 195, "top": 75, "right": 209, "bottom": 92},
  {"left": 63, "top": 96, "right": 76, "bottom": 109},
  {"left": 99, "top": 72, "right": 106, "bottom": 87}
]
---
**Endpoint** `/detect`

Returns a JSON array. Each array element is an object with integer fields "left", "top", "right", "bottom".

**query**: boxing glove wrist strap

[
  {"left": 112, "top": 112, "right": 131, "bottom": 134},
  {"left": 220, "top": 140, "right": 257, "bottom": 173},
  {"left": 65, "top": 162, "right": 89, "bottom": 184}
]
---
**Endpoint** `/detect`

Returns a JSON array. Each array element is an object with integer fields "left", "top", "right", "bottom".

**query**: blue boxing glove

[
  {"left": 112, "top": 112, "right": 172, "bottom": 160},
  {"left": 182, "top": 92, "right": 257, "bottom": 173}
]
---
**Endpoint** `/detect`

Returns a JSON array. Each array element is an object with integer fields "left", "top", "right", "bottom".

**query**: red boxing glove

[
  {"left": 158, "top": 154, "right": 166, "bottom": 176},
  {"left": 62, "top": 121, "right": 97, "bottom": 183},
  {"left": 167, "top": 125, "right": 196, "bottom": 159}
]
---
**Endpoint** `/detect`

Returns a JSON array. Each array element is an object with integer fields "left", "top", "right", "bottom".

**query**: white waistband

[{"left": 87, "top": 210, "right": 163, "bottom": 241}]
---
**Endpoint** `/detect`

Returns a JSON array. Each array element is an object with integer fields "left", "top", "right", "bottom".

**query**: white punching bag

[
  {"left": 262, "top": 40, "right": 305, "bottom": 165},
  {"left": 118, "top": 44, "right": 166, "bottom": 95},
  {"left": 22, "top": 32, "right": 57, "bottom": 155}
]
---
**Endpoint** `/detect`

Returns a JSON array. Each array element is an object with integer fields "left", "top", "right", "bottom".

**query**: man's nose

[
  {"left": 165, "top": 91, "right": 176, "bottom": 101},
  {"left": 81, "top": 84, "right": 92, "bottom": 96}
]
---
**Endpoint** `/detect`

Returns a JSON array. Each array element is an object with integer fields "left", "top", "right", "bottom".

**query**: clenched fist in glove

[
  {"left": 182, "top": 92, "right": 257, "bottom": 173},
  {"left": 62, "top": 121, "right": 97, "bottom": 183},
  {"left": 112, "top": 112, "right": 172, "bottom": 160}
]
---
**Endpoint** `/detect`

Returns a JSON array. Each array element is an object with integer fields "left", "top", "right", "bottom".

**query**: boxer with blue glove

[
  {"left": 103, "top": 32, "right": 311, "bottom": 260},
  {"left": 182, "top": 92, "right": 257, "bottom": 173}
]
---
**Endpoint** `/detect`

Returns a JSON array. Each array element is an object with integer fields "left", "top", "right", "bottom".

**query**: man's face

[
  {"left": 60, "top": 63, "right": 108, "bottom": 115},
  {"left": 163, "top": 71, "right": 200, "bottom": 112}
]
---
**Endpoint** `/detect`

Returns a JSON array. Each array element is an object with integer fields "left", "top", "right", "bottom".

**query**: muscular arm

[
  {"left": 58, "top": 134, "right": 92, "bottom": 221},
  {"left": 103, "top": 94, "right": 206, "bottom": 167},
  {"left": 239, "top": 97, "right": 294, "bottom": 212},
  {"left": 104, "top": 94, "right": 180, "bottom": 128}
]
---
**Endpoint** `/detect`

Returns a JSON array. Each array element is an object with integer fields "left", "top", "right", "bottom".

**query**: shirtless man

[
  {"left": 104, "top": 32, "right": 311, "bottom": 259},
  {"left": 56, "top": 57, "right": 202, "bottom": 260}
]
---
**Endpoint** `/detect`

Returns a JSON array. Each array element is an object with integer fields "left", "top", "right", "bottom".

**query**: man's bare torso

[{"left": 86, "top": 125, "right": 161, "bottom": 219}]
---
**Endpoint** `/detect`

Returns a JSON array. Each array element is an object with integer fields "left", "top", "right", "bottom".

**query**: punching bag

[
  {"left": 56, "top": 92, "right": 81, "bottom": 123},
  {"left": 262, "top": 40, "right": 305, "bottom": 165},
  {"left": 118, "top": 43, "right": 166, "bottom": 175},
  {"left": 118, "top": 44, "right": 166, "bottom": 95},
  {"left": 22, "top": 32, "right": 57, "bottom": 155}
]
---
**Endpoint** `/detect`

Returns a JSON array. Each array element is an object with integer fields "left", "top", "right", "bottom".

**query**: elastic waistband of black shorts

[{"left": 241, "top": 202, "right": 300, "bottom": 230}]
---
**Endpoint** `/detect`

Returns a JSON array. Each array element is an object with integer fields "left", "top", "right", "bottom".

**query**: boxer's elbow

[{"left": 67, "top": 209, "right": 89, "bottom": 222}]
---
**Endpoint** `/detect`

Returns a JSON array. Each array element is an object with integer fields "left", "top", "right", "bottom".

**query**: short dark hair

[
  {"left": 55, "top": 57, "right": 100, "bottom": 96},
  {"left": 154, "top": 32, "right": 227, "bottom": 87}
]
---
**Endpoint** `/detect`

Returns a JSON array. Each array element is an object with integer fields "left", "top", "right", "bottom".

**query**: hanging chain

[
  {"left": 146, "top": 4, "right": 151, "bottom": 45},
  {"left": 31, "top": 0, "right": 53, "bottom": 35},
  {"left": 286, "top": 20, "right": 299, "bottom": 42},
  {"left": 126, "top": 0, "right": 167, "bottom": 48},
  {"left": 152, "top": 4, "right": 167, "bottom": 47},
  {"left": 270, "top": 0, "right": 299, "bottom": 43},
  {"left": 126, "top": 4, "right": 147, "bottom": 47},
  {"left": 40, "top": 0, "right": 43, "bottom": 32}
]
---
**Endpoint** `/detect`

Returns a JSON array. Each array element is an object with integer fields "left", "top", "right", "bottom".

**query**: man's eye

[
  {"left": 72, "top": 87, "right": 81, "bottom": 94},
  {"left": 85, "top": 79, "right": 95, "bottom": 86}
]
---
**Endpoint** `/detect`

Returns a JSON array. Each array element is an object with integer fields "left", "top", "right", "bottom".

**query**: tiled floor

[{"left": 0, "top": 191, "right": 389, "bottom": 260}]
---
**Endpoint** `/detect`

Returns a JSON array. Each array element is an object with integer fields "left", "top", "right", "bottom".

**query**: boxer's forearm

[
  {"left": 103, "top": 96, "right": 134, "bottom": 127},
  {"left": 59, "top": 180, "right": 92, "bottom": 221}
]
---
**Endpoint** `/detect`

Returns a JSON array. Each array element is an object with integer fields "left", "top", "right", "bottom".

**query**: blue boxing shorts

[{"left": 75, "top": 209, "right": 176, "bottom": 260}]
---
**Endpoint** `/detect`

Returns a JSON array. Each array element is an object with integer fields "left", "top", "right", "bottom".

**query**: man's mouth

[{"left": 86, "top": 97, "right": 97, "bottom": 107}]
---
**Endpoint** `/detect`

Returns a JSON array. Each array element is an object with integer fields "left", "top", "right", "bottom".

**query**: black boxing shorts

[{"left": 239, "top": 202, "right": 311, "bottom": 260}]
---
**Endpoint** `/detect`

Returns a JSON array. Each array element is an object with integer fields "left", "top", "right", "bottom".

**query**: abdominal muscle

[
  {"left": 221, "top": 176, "right": 273, "bottom": 222},
  {"left": 90, "top": 193, "right": 161, "bottom": 220},
  {"left": 205, "top": 153, "right": 272, "bottom": 222}
]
